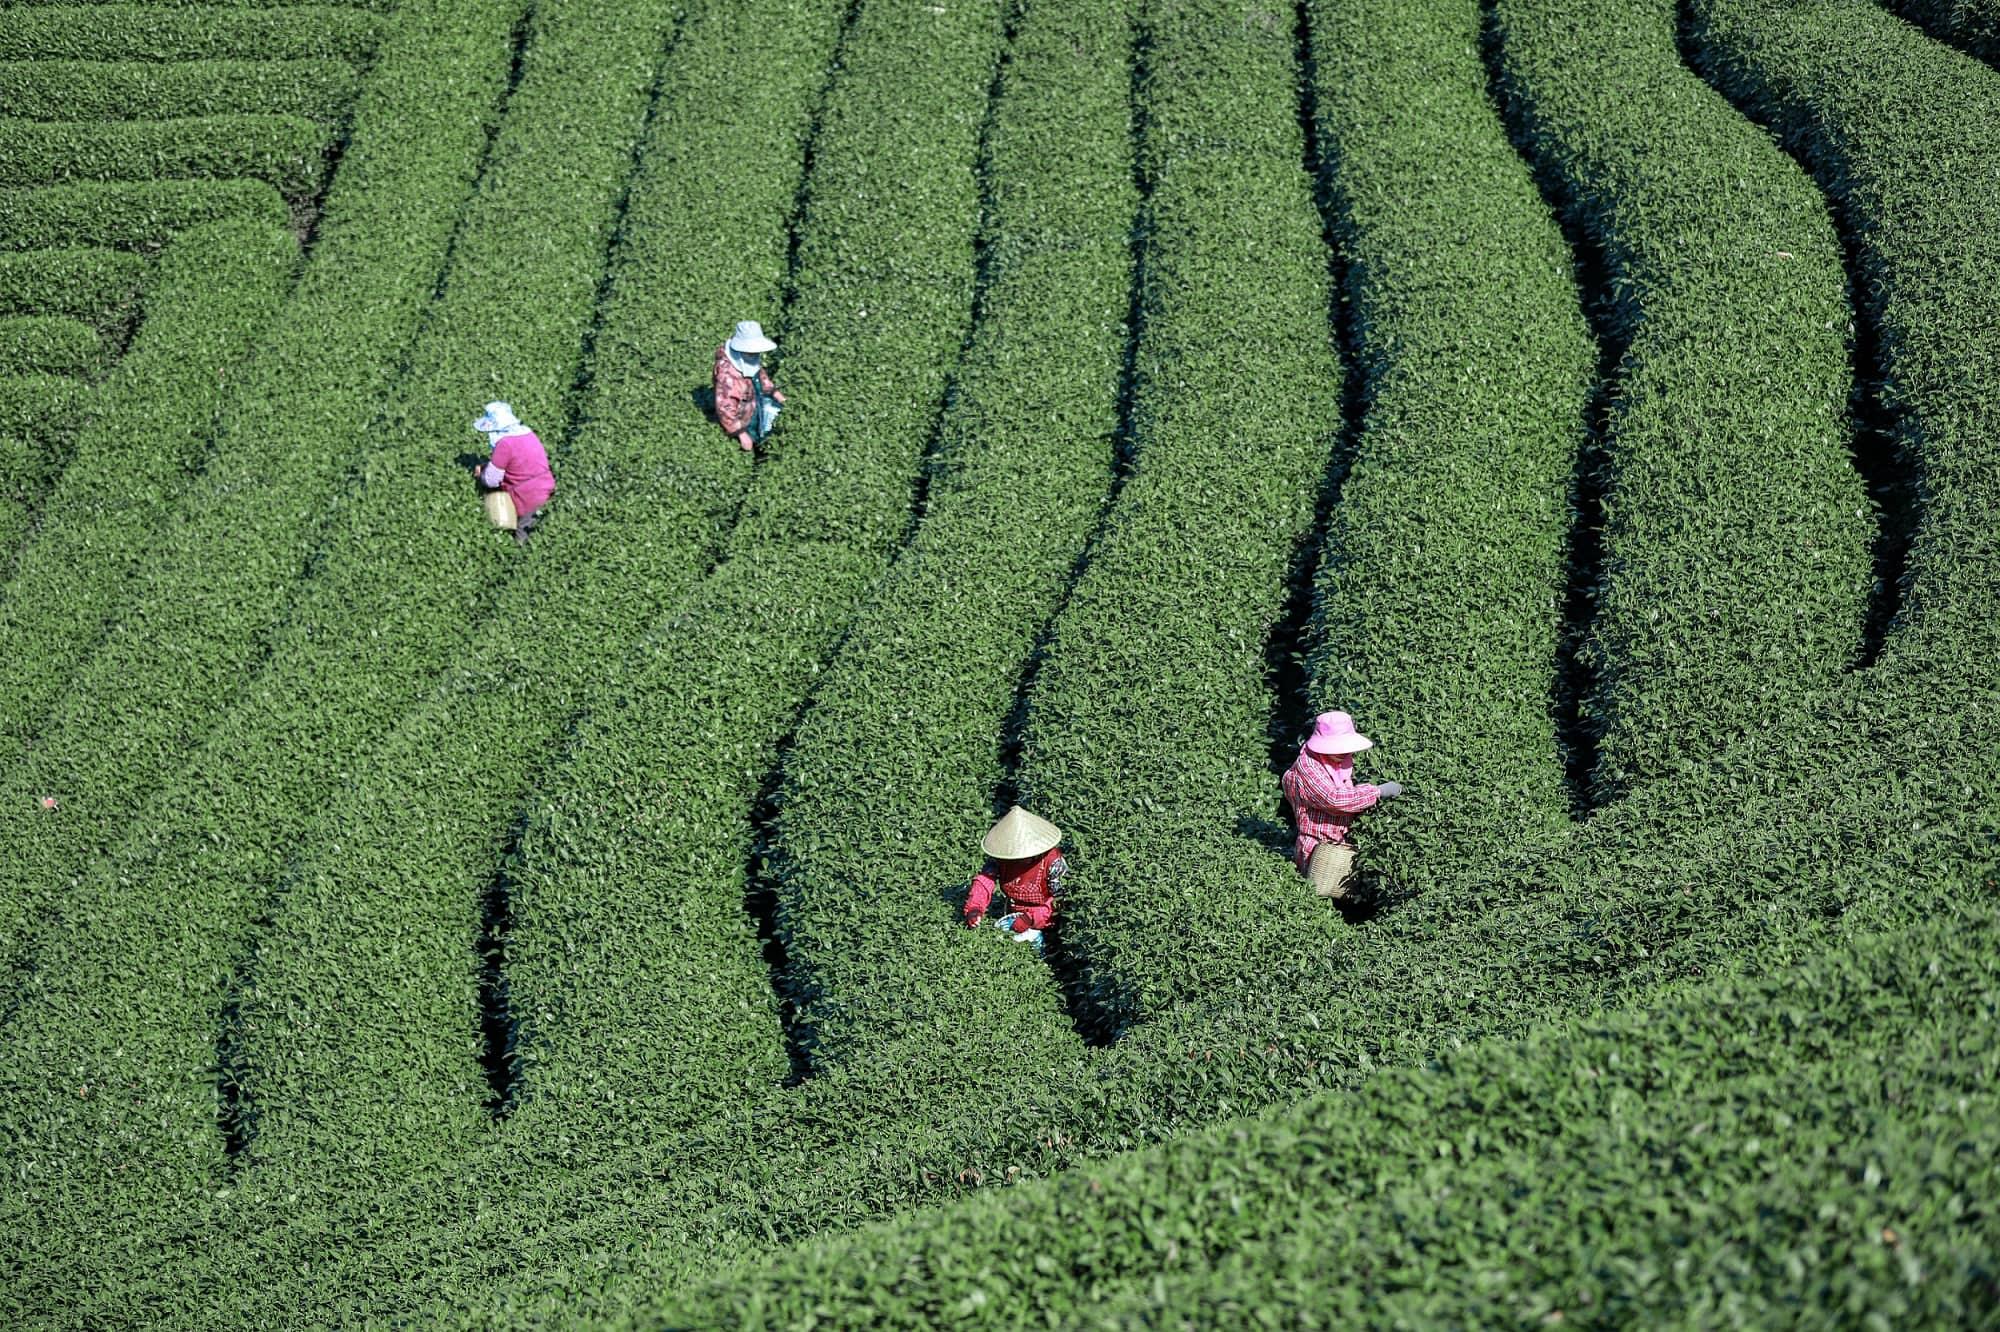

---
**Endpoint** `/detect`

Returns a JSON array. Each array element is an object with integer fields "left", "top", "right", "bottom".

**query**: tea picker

[
  {"left": 962, "top": 805, "right": 1066, "bottom": 950},
  {"left": 712, "top": 320, "right": 786, "bottom": 452},
  {"left": 1281, "top": 710, "right": 1403, "bottom": 901},
  {"left": 470, "top": 401, "right": 555, "bottom": 546}
]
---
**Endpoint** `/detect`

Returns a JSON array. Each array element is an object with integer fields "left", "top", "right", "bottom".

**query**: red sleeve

[
  {"left": 757, "top": 366, "right": 776, "bottom": 392},
  {"left": 1015, "top": 901, "right": 1054, "bottom": 930},
  {"left": 965, "top": 865, "right": 997, "bottom": 919}
]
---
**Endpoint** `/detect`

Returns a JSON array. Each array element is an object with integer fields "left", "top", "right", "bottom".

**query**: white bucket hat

[
  {"left": 473, "top": 400, "right": 521, "bottom": 434},
  {"left": 727, "top": 320, "right": 777, "bottom": 355}
]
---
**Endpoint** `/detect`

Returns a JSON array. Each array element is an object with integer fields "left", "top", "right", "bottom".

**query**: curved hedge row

[
  {"left": 0, "top": 248, "right": 145, "bottom": 320},
  {"left": 0, "top": 315, "right": 101, "bottom": 377},
  {"left": 0, "top": 372, "right": 87, "bottom": 440},
  {"left": 767, "top": 0, "right": 1136, "bottom": 1081},
  {"left": 664, "top": 904, "right": 2000, "bottom": 1328},
  {"left": 0, "top": 115, "right": 329, "bottom": 196},
  {"left": 1299, "top": 0, "right": 1589, "bottom": 903},
  {"left": 1688, "top": 0, "right": 2000, "bottom": 671},
  {"left": 227, "top": 0, "right": 846, "bottom": 1190},
  {"left": 0, "top": 0, "right": 678, "bottom": 1279},
  {"left": 0, "top": 179, "right": 288, "bottom": 250},
  {"left": 1893, "top": 0, "right": 2000, "bottom": 63},
  {"left": 0, "top": 6, "right": 380, "bottom": 62},
  {"left": 1489, "top": 0, "right": 1872, "bottom": 801},
  {"left": 0, "top": 0, "right": 533, "bottom": 1309},
  {"left": 0, "top": 60, "right": 358, "bottom": 123},
  {"left": 1008, "top": 0, "right": 1345, "bottom": 1038},
  {"left": 498, "top": 0, "right": 1008, "bottom": 1155}
]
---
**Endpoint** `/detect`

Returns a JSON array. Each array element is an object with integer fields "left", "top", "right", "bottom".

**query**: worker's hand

[
  {"left": 964, "top": 909, "right": 983, "bottom": 929},
  {"left": 737, "top": 431, "right": 755, "bottom": 451},
  {"left": 772, "top": 390, "right": 786, "bottom": 404},
  {"left": 1377, "top": 781, "right": 1404, "bottom": 799}
]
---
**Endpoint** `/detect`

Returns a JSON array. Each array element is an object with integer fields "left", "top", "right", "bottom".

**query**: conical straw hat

[{"left": 981, "top": 804, "right": 1062, "bottom": 859}]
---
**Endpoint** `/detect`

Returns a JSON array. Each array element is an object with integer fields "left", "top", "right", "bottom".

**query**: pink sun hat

[{"left": 1303, "top": 710, "right": 1373, "bottom": 756}]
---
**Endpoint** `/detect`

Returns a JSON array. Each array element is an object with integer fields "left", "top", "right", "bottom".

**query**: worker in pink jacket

[
  {"left": 1281, "top": 710, "right": 1402, "bottom": 901},
  {"left": 471, "top": 401, "right": 555, "bottom": 546}
]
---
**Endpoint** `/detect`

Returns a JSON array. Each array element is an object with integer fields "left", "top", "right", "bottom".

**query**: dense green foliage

[
  {"left": 0, "top": 179, "right": 288, "bottom": 250},
  {"left": 0, "top": 315, "right": 102, "bottom": 377},
  {"left": 1301, "top": 0, "right": 1589, "bottom": 900},
  {"left": 0, "top": 6, "right": 380, "bottom": 62},
  {"left": 669, "top": 904, "right": 2000, "bottom": 1327},
  {"left": 1893, "top": 0, "right": 2000, "bottom": 62},
  {"left": 0, "top": 59, "right": 359, "bottom": 122},
  {"left": 768, "top": 0, "right": 1135, "bottom": 1080},
  {"left": 1490, "top": 0, "right": 1872, "bottom": 801},
  {"left": 0, "top": 115, "right": 330, "bottom": 195},
  {"left": 2, "top": 0, "right": 1996, "bottom": 1322},
  {"left": 0, "top": 247, "right": 145, "bottom": 321}
]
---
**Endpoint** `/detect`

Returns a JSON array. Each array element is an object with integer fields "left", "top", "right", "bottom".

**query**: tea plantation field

[{"left": 1, "top": 0, "right": 1995, "bottom": 1325}]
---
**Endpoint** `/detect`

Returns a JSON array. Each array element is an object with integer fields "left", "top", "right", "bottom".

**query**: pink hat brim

[{"left": 1305, "top": 732, "right": 1372, "bottom": 756}]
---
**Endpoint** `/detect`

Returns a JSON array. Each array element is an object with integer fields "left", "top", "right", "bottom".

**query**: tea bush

[
  {"left": 0, "top": 316, "right": 101, "bottom": 377},
  {"left": 0, "top": 59, "right": 359, "bottom": 122},
  {"left": 1489, "top": 0, "right": 1873, "bottom": 801},
  {"left": 0, "top": 179, "right": 288, "bottom": 250},
  {"left": 0, "top": 247, "right": 145, "bottom": 320},
  {"left": 0, "top": 115, "right": 330, "bottom": 196},
  {"left": 0, "top": 6, "right": 380, "bottom": 62}
]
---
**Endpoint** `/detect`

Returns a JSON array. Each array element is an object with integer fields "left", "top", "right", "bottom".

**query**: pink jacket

[
  {"left": 481, "top": 430, "right": 555, "bottom": 517},
  {"left": 1281, "top": 751, "right": 1380, "bottom": 869}
]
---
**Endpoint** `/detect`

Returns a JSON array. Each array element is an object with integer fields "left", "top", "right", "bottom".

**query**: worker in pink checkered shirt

[{"left": 1281, "top": 710, "right": 1403, "bottom": 901}]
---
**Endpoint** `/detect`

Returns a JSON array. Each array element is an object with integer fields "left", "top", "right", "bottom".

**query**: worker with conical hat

[
  {"left": 1281, "top": 710, "right": 1403, "bottom": 901},
  {"left": 963, "top": 805, "right": 1066, "bottom": 945},
  {"left": 712, "top": 320, "right": 786, "bottom": 452}
]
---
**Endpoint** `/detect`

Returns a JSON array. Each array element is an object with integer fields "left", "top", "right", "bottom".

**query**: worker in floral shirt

[
  {"left": 1281, "top": 710, "right": 1403, "bottom": 901},
  {"left": 712, "top": 319, "right": 786, "bottom": 451},
  {"left": 962, "top": 805, "right": 1066, "bottom": 947}
]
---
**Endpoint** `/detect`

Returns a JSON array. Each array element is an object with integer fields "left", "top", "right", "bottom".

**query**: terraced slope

[{"left": 2, "top": 0, "right": 1997, "bottom": 1324}]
